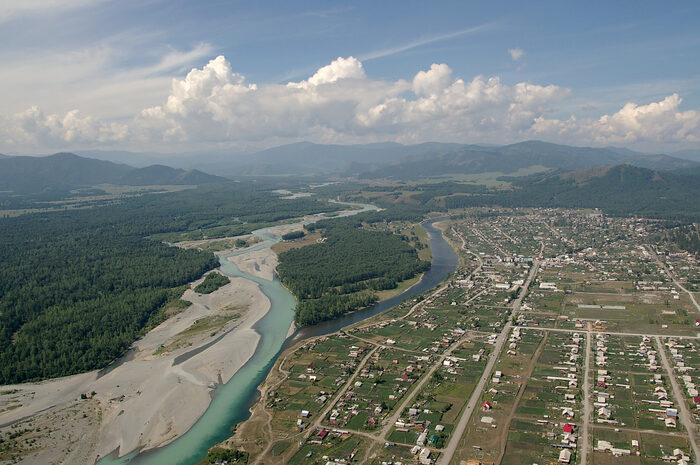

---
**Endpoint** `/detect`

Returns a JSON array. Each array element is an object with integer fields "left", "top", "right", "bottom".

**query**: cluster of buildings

[
  {"left": 536, "top": 333, "right": 584, "bottom": 463},
  {"left": 506, "top": 327, "right": 521, "bottom": 356},
  {"left": 667, "top": 339, "right": 700, "bottom": 410}
]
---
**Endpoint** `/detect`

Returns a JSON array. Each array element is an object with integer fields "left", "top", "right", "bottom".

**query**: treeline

[
  {"left": 665, "top": 225, "right": 700, "bottom": 254},
  {"left": 363, "top": 166, "right": 700, "bottom": 224},
  {"left": 281, "top": 230, "right": 305, "bottom": 240},
  {"left": 194, "top": 272, "right": 230, "bottom": 294},
  {"left": 0, "top": 220, "right": 216, "bottom": 383},
  {"left": 294, "top": 293, "right": 379, "bottom": 326},
  {"left": 277, "top": 215, "right": 430, "bottom": 326},
  {"left": 0, "top": 183, "right": 341, "bottom": 383},
  {"left": 436, "top": 165, "right": 700, "bottom": 222}
]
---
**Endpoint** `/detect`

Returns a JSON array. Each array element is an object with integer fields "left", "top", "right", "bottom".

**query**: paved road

[
  {"left": 437, "top": 258, "right": 541, "bottom": 465},
  {"left": 654, "top": 336, "right": 699, "bottom": 461},
  {"left": 580, "top": 329, "right": 592, "bottom": 465},
  {"left": 526, "top": 325, "right": 700, "bottom": 340},
  {"left": 254, "top": 344, "right": 381, "bottom": 464},
  {"left": 648, "top": 247, "right": 700, "bottom": 313},
  {"left": 379, "top": 334, "right": 473, "bottom": 440}
]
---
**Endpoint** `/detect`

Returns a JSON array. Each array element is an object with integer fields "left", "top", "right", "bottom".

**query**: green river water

[{"left": 97, "top": 204, "right": 457, "bottom": 465}]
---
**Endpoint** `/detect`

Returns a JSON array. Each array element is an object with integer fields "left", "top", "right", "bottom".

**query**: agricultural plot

[
  {"left": 448, "top": 328, "right": 545, "bottom": 465},
  {"left": 563, "top": 293, "right": 697, "bottom": 336},
  {"left": 589, "top": 428, "right": 693, "bottom": 465},
  {"left": 663, "top": 338, "right": 700, "bottom": 432},
  {"left": 288, "top": 430, "right": 369, "bottom": 465},
  {"left": 502, "top": 330, "right": 584, "bottom": 464},
  {"left": 355, "top": 318, "right": 446, "bottom": 353},
  {"left": 324, "top": 346, "right": 429, "bottom": 431},
  {"left": 387, "top": 336, "right": 492, "bottom": 449},
  {"left": 502, "top": 418, "right": 575, "bottom": 465},
  {"left": 521, "top": 288, "right": 565, "bottom": 328},
  {"left": 368, "top": 442, "right": 441, "bottom": 465},
  {"left": 267, "top": 335, "right": 371, "bottom": 432}
]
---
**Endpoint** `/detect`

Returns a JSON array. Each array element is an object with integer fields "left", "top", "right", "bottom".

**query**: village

[{"left": 219, "top": 208, "right": 699, "bottom": 465}]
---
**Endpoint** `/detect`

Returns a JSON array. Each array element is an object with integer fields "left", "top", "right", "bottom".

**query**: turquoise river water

[{"left": 98, "top": 205, "right": 457, "bottom": 465}]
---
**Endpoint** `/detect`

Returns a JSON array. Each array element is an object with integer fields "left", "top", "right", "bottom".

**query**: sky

[{"left": 1, "top": 0, "right": 699, "bottom": 154}]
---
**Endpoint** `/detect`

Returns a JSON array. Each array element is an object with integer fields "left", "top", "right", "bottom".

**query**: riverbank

[
  {"left": 208, "top": 218, "right": 460, "bottom": 462},
  {"left": 0, "top": 201, "right": 380, "bottom": 465},
  {"left": 0, "top": 274, "right": 270, "bottom": 465}
]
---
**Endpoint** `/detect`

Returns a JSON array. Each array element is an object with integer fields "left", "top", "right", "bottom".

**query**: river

[{"left": 98, "top": 209, "right": 457, "bottom": 465}]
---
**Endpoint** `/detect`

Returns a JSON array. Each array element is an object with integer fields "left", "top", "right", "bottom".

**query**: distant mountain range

[
  {"left": 59, "top": 141, "right": 699, "bottom": 178},
  {"left": 0, "top": 152, "right": 228, "bottom": 194},
  {"left": 3, "top": 140, "right": 699, "bottom": 186},
  {"left": 353, "top": 141, "right": 698, "bottom": 180},
  {"left": 441, "top": 163, "right": 700, "bottom": 222},
  {"left": 671, "top": 149, "right": 700, "bottom": 162}
]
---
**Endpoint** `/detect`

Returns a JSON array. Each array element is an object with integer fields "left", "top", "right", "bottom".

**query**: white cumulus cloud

[
  {"left": 509, "top": 48, "right": 524, "bottom": 61},
  {"left": 532, "top": 93, "right": 700, "bottom": 145},
  {"left": 1, "top": 55, "right": 699, "bottom": 152}
]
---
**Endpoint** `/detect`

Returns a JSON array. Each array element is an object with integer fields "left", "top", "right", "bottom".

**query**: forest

[
  {"left": 0, "top": 183, "right": 341, "bottom": 383},
  {"left": 356, "top": 165, "right": 700, "bottom": 223},
  {"left": 277, "top": 215, "right": 430, "bottom": 326},
  {"left": 194, "top": 272, "right": 230, "bottom": 294},
  {"left": 664, "top": 224, "right": 700, "bottom": 254}
]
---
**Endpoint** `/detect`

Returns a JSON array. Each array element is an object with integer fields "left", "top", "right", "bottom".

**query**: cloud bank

[{"left": 1, "top": 55, "right": 699, "bottom": 152}]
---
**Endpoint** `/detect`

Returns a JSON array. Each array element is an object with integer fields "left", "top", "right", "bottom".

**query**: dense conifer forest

[
  {"left": 0, "top": 183, "right": 341, "bottom": 383},
  {"left": 194, "top": 272, "right": 230, "bottom": 294},
  {"left": 277, "top": 214, "right": 430, "bottom": 326}
]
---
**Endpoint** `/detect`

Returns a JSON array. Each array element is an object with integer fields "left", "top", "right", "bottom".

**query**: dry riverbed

[{"left": 0, "top": 268, "right": 270, "bottom": 465}]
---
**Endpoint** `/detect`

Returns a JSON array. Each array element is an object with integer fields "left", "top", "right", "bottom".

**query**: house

[
  {"left": 597, "top": 440, "right": 613, "bottom": 451},
  {"left": 559, "top": 448, "right": 572, "bottom": 463},
  {"left": 563, "top": 423, "right": 574, "bottom": 434}
]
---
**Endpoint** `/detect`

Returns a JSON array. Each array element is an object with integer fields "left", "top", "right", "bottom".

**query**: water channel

[{"left": 98, "top": 206, "right": 458, "bottom": 465}]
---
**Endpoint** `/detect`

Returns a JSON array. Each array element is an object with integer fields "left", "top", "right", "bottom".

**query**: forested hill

[
  {"left": 118, "top": 164, "right": 227, "bottom": 185},
  {"left": 0, "top": 152, "right": 227, "bottom": 194},
  {"left": 442, "top": 164, "right": 700, "bottom": 221},
  {"left": 355, "top": 141, "right": 698, "bottom": 180}
]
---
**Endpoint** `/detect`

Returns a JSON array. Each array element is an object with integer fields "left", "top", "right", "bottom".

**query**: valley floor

[{"left": 0, "top": 250, "right": 272, "bottom": 465}]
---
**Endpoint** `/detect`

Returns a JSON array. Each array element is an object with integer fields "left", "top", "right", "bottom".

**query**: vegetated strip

[
  {"left": 0, "top": 183, "right": 342, "bottom": 384},
  {"left": 277, "top": 211, "right": 431, "bottom": 327}
]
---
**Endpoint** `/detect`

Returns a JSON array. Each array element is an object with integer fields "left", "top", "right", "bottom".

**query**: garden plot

[
  {"left": 288, "top": 430, "right": 369, "bottom": 465},
  {"left": 324, "top": 346, "right": 429, "bottom": 431},
  {"left": 386, "top": 336, "right": 492, "bottom": 449},
  {"left": 448, "top": 329, "right": 545, "bottom": 465},
  {"left": 502, "top": 330, "right": 584, "bottom": 465},
  {"left": 591, "top": 335, "right": 684, "bottom": 432},
  {"left": 268, "top": 335, "right": 371, "bottom": 433}
]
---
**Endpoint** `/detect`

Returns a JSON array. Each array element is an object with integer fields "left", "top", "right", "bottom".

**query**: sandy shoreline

[
  {"left": 0, "top": 205, "right": 370, "bottom": 465},
  {"left": 228, "top": 248, "right": 278, "bottom": 281},
  {"left": 0, "top": 270, "right": 271, "bottom": 465}
]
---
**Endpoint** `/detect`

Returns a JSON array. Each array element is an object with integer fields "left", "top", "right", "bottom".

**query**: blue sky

[{"left": 1, "top": 0, "right": 699, "bottom": 153}]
